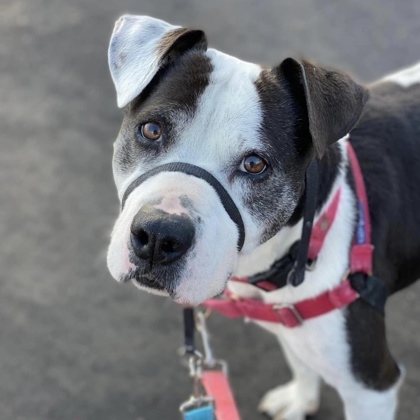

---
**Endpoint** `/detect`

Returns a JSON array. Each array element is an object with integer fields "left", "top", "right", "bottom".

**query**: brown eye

[
  {"left": 241, "top": 154, "right": 267, "bottom": 174},
  {"left": 140, "top": 122, "right": 162, "bottom": 141}
]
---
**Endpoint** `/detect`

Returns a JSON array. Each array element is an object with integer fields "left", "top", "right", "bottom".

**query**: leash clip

[
  {"left": 179, "top": 308, "right": 240, "bottom": 420},
  {"left": 196, "top": 310, "right": 228, "bottom": 374},
  {"left": 180, "top": 395, "right": 215, "bottom": 417},
  {"left": 196, "top": 311, "right": 217, "bottom": 367},
  {"left": 180, "top": 309, "right": 217, "bottom": 419}
]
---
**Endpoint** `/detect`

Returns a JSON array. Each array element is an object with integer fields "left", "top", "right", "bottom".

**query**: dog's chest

[
  {"left": 230, "top": 162, "right": 356, "bottom": 304},
  {"left": 227, "top": 171, "right": 357, "bottom": 383},
  {"left": 258, "top": 311, "right": 353, "bottom": 387}
]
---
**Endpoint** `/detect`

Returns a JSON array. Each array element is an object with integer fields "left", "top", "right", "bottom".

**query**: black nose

[{"left": 130, "top": 205, "right": 195, "bottom": 266}]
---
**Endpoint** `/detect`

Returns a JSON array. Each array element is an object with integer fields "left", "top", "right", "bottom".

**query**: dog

[{"left": 106, "top": 15, "right": 420, "bottom": 420}]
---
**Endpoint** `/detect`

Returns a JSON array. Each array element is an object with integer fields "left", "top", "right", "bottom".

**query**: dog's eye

[
  {"left": 241, "top": 154, "right": 267, "bottom": 174},
  {"left": 140, "top": 122, "right": 162, "bottom": 141}
]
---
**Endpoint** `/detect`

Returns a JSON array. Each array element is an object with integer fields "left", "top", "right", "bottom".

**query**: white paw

[{"left": 258, "top": 381, "right": 319, "bottom": 420}]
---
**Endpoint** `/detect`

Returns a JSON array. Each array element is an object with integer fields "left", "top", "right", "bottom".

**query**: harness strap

[
  {"left": 247, "top": 186, "right": 341, "bottom": 292},
  {"left": 204, "top": 279, "right": 358, "bottom": 327},
  {"left": 308, "top": 188, "right": 341, "bottom": 260},
  {"left": 346, "top": 142, "right": 387, "bottom": 313},
  {"left": 347, "top": 142, "right": 374, "bottom": 275}
]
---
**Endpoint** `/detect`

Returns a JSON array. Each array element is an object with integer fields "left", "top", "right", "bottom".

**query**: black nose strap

[{"left": 121, "top": 162, "right": 245, "bottom": 251}]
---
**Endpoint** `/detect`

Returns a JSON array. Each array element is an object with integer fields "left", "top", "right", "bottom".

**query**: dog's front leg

[
  {"left": 259, "top": 337, "right": 321, "bottom": 420},
  {"left": 340, "top": 369, "right": 404, "bottom": 420}
]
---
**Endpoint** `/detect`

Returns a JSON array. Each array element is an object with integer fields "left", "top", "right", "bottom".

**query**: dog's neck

[{"left": 235, "top": 138, "right": 346, "bottom": 279}]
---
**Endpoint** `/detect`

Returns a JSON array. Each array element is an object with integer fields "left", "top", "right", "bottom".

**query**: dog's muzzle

[{"left": 122, "top": 162, "right": 246, "bottom": 255}]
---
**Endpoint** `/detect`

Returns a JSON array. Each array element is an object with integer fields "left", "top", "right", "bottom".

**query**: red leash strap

[
  {"left": 201, "top": 371, "right": 241, "bottom": 420},
  {"left": 308, "top": 188, "right": 341, "bottom": 261}
]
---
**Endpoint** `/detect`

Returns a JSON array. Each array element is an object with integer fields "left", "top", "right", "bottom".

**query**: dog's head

[{"left": 107, "top": 15, "right": 367, "bottom": 305}]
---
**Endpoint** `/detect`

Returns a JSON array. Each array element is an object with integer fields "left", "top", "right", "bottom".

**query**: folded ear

[
  {"left": 276, "top": 58, "right": 368, "bottom": 159},
  {"left": 108, "top": 15, "right": 207, "bottom": 108}
]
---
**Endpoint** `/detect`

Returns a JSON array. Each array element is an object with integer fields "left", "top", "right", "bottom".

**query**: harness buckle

[{"left": 273, "top": 303, "right": 304, "bottom": 327}]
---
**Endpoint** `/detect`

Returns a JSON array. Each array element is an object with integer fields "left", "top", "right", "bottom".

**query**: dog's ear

[
  {"left": 276, "top": 58, "right": 368, "bottom": 159},
  {"left": 108, "top": 15, "right": 207, "bottom": 108}
]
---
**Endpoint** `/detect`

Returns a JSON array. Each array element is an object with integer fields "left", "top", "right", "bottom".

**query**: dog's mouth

[
  {"left": 129, "top": 272, "right": 172, "bottom": 297},
  {"left": 132, "top": 275, "right": 164, "bottom": 290}
]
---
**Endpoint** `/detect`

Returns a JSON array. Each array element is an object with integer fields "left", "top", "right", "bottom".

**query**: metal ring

[{"left": 306, "top": 258, "right": 317, "bottom": 271}]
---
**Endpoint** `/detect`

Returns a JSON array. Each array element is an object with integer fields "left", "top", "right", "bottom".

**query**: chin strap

[{"left": 288, "top": 159, "right": 319, "bottom": 287}]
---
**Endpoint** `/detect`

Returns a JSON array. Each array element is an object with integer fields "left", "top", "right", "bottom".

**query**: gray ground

[{"left": 1, "top": 0, "right": 419, "bottom": 419}]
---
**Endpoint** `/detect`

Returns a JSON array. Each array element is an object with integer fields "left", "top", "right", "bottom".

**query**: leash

[{"left": 179, "top": 308, "right": 241, "bottom": 420}]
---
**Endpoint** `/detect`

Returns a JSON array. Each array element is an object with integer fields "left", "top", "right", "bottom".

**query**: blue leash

[{"left": 183, "top": 405, "right": 215, "bottom": 420}]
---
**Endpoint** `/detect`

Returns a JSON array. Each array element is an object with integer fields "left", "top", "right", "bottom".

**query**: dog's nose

[{"left": 130, "top": 205, "right": 195, "bottom": 265}]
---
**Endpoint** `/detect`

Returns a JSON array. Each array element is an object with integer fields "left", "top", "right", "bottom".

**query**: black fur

[
  {"left": 279, "top": 58, "right": 368, "bottom": 159},
  {"left": 352, "top": 82, "right": 420, "bottom": 294}
]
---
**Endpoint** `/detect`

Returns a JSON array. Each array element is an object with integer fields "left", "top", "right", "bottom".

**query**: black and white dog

[{"left": 106, "top": 15, "right": 420, "bottom": 420}]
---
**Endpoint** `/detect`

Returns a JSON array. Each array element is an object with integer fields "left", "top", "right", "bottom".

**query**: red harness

[{"left": 203, "top": 142, "right": 374, "bottom": 328}]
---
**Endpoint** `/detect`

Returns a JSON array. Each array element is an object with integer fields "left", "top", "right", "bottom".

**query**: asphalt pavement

[{"left": 0, "top": 0, "right": 419, "bottom": 419}]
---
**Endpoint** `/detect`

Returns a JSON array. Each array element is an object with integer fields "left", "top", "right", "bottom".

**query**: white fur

[
  {"left": 342, "top": 378, "right": 402, "bottom": 420},
  {"left": 259, "top": 338, "right": 321, "bottom": 419},
  {"left": 380, "top": 62, "right": 420, "bottom": 88},
  {"left": 108, "top": 15, "right": 181, "bottom": 107},
  {"left": 154, "top": 195, "right": 188, "bottom": 216}
]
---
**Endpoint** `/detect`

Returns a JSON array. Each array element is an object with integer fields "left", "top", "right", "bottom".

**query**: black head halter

[{"left": 121, "top": 162, "right": 246, "bottom": 251}]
